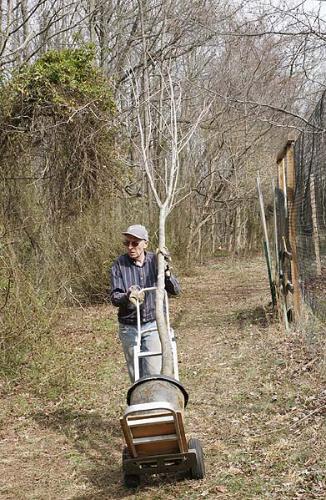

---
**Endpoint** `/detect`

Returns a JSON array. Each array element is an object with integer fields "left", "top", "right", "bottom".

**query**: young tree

[{"left": 130, "top": 56, "right": 210, "bottom": 375}]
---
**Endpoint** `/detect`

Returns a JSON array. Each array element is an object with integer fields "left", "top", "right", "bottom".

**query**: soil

[{"left": 0, "top": 256, "right": 325, "bottom": 499}]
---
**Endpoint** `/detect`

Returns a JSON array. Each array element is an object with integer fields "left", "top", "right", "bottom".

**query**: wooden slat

[
  {"left": 120, "top": 417, "right": 137, "bottom": 458},
  {"left": 127, "top": 411, "right": 171, "bottom": 421},
  {"left": 129, "top": 415, "right": 174, "bottom": 427},
  {"left": 135, "top": 440, "right": 179, "bottom": 457},
  {"left": 131, "top": 423, "right": 175, "bottom": 438},
  {"left": 133, "top": 434, "right": 177, "bottom": 445},
  {"left": 131, "top": 422, "right": 175, "bottom": 438},
  {"left": 175, "top": 412, "right": 187, "bottom": 453}
]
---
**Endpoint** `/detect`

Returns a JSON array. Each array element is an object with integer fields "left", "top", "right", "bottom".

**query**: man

[{"left": 110, "top": 224, "right": 180, "bottom": 382}]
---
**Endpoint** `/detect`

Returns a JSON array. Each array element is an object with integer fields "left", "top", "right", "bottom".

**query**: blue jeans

[{"left": 119, "top": 321, "right": 162, "bottom": 382}]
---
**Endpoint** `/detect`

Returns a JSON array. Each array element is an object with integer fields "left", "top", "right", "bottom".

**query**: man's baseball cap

[{"left": 122, "top": 224, "right": 149, "bottom": 241}]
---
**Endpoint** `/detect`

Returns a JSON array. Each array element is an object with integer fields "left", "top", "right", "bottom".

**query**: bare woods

[{"left": 1, "top": 0, "right": 325, "bottom": 374}]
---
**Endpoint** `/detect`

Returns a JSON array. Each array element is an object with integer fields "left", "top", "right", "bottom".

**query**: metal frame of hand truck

[{"left": 120, "top": 287, "right": 205, "bottom": 487}]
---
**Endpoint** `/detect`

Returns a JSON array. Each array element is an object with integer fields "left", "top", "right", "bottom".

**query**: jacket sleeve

[
  {"left": 165, "top": 273, "right": 181, "bottom": 296},
  {"left": 110, "top": 261, "right": 129, "bottom": 306}
]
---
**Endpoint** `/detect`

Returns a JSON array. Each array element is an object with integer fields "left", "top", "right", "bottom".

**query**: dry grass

[{"left": 0, "top": 256, "right": 325, "bottom": 499}]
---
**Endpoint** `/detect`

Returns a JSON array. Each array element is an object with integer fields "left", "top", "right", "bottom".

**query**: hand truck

[{"left": 119, "top": 287, "right": 205, "bottom": 488}]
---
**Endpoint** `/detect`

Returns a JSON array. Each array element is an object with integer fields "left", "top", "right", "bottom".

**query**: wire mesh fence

[
  {"left": 275, "top": 93, "right": 326, "bottom": 324},
  {"left": 294, "top": 97, "right": 326, "bottom": 321}
]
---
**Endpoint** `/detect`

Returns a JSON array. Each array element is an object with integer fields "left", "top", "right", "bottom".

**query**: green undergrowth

[
  {"left": 0, "top": 46, "right": 126, "bottom": 379},
  {"left": 2, "top": 44, "right": 114, "bottom": 114}
]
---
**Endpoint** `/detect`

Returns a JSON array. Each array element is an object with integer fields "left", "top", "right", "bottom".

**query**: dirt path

[{"left": 0, "top": 256, "right": 325, "bottom": 499}]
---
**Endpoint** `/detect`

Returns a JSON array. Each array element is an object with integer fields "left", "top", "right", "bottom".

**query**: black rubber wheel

[
  {"left": 123, "top": 473, "right": 140, "bottom": 489},
  {"left": 188, "top": 438, "right": 205, "bottom": 480},
  {"left": 122, "top": 446, "right": 140, "bottom": 489}
]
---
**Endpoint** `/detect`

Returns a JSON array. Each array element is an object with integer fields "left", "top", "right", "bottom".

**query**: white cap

[{"left": 122, "top": 224, "right": 149, "bottom": 241}]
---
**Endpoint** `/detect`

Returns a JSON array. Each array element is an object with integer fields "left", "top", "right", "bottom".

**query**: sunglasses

[{"left": 123, "top": 240, "right": 142, "bottom": 247}]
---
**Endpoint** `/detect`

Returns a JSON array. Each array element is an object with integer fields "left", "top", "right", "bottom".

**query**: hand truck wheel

[
  {"left": 122, "top": 446, "right": 140, "bottom": 489},
  {"left": 188, "top": 437, "right": 205, "bottom": 480}
]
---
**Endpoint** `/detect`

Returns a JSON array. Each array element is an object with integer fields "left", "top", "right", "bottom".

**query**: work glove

[
  {"left": 156, "top": 247, "right": 173, "bottom": 277},
  {"left": 165, "top": 261, "right": 171, "bottom": 278},
  {"left": 128, "top": 285, "right": 145, "bottom": 306}
]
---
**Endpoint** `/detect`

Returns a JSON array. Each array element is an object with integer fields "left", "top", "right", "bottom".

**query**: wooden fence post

[
  {"left": 272, "top": 178, "right": 279, "bottom": 277},
  {"left": 278, "top": 158, "right": 284, "bottom": 191},
  {"left": 310, "top": 175, "right": 322, "bottom": 276},
  {"left": 286, "top": 142, "right": 302, "bottom": 320}
]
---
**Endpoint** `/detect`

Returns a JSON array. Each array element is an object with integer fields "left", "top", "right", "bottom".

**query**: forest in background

[{"left": 1, "top": 0, "right": 326, "bottom": 377}]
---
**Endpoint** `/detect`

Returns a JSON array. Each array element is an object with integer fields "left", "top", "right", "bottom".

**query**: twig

[
  {"left": 0, "top": 273, "right": 13, "bottom": 312},
  {"left": 301, "top": 357, "right": 319, "bottom": 372}
]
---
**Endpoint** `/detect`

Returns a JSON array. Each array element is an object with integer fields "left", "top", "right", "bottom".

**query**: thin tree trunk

[
  {"left": 197, "top": 226, "right": 202, "bottom": 260},
  {"left": 156, "top": 206, "right": 173, "bottom": 376},
  {"left": 212, "top": 215, "right": 216, "bottom": 254}
]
